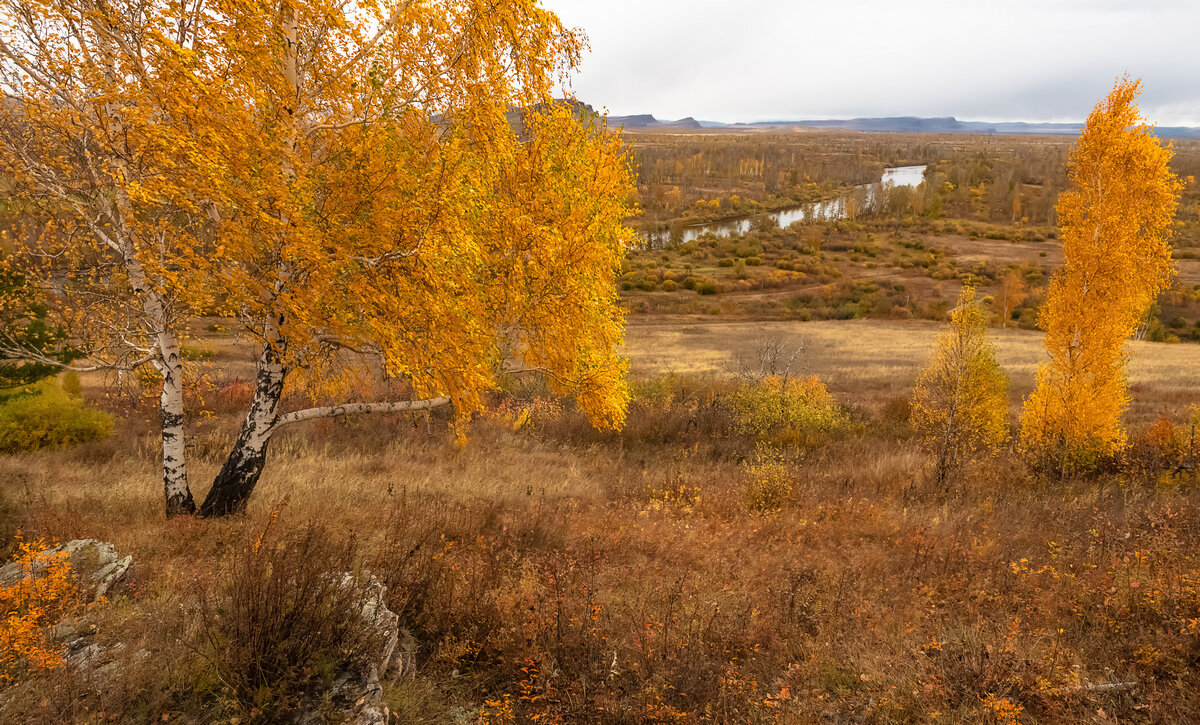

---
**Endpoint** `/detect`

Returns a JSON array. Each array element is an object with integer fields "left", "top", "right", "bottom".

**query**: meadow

[
  {"left": 4, "top": 313, "right": 1200, "bottom": 723},
  {"left": 5, "top": 128, "right": 1200, "bottom": 724}
]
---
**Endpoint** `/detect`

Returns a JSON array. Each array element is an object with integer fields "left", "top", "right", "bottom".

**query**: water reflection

[{"left": 643, "top": 165, "right": 926, "bottom": 247}]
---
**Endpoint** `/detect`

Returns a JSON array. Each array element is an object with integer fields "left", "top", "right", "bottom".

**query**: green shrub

[
  {"left": 0, "top": 383, "right": 114, "bottom": 453},
  {"left": 661, "top": 279, "right": 677, "bottom": 292},
  {"left": 181, "top": 345, "right": 216, "bottom": 361},
  {"left": 834, "top": 302, "right": 864, "bottom": 319},
  {"left": 697, "top": 279, "right": 720, "bottom": 295}
]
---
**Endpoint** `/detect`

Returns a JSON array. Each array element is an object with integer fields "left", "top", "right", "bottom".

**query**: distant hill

[
  {"left": 504, "top": 103, "right": 704, "bottom": 133},
  {"left": 608, "top": 114, "right": 704, "bottom": 131},
  {"left": 514, "top": 104, "right": 1200, "bottom": 138},
  {"left": 615, "top": 113, "right": 1200, "bottom": 138}
]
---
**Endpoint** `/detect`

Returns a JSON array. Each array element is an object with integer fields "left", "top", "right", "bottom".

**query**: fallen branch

[{"left": 1052, "top": 680, "right": 1138, "bottom": 695}]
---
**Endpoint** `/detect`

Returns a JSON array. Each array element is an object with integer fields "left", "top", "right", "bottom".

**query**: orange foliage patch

[{"left": 0, "top": 539, "right": 75, "bottom": 681}]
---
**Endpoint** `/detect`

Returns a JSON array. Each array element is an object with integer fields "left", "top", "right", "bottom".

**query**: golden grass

[
  {"left": 4, "top": 316, "right": 1200, "bottom": 722},
  {"left": 626, "top": 317, "right": 1200, "bottom": 417}
]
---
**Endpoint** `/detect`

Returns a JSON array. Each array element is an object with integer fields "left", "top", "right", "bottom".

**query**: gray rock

[
  {"left": 0, "top": 539, "right": 134, "bottom": 679},
  {"left": 296, "top": 573, "right": 413, "bottom": 725},
  {"left": 387, "top": 630, "right": 417, "bottom": 681},
  {"left": 0, "top": 539, "right": 132, "bottom": 601}
]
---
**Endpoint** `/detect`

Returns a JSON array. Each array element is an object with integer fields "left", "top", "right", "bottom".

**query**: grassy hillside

[
  {"left": 5, "top": 132, "right": 1200, "bottom": 723},
  {"left": 3, "top": 313, "right": 1200, "bottom": 722}
]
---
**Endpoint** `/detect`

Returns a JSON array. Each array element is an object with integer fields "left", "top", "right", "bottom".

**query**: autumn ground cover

[
  {"left": 5, "top": 79, "right": 1200, "bottom": 723},
  {"left": 3, "top": 311, "right": 1200, "bottom": 723}
]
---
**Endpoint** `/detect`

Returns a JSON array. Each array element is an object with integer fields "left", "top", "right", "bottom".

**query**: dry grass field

[
  {"left": 4, "top": 310, "right": 1200, "bottom": 723},
  {"left": 6, "top": 123, "right": 1200, "bottom": 724},
  {"left": 627, "top": 318, "right": 1200, "bottom": 420}
]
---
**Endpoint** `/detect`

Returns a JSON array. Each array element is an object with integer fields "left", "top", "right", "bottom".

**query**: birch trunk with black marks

[
  {"left": 199, "top": 321, "right": 452, "bottom": 515},
  {"left": 199, "top": 8, "right": 302, "bottom": 518},
  {"left": 199, "top": 328, "right": 288, "bottom": 517}
]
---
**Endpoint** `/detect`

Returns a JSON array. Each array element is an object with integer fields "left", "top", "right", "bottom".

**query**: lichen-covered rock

[
  {"left": 0, "top": 539, "right": 134, "bottom": 679},
  {"left": 0, "top": 539, "right": 132, "bottom": 600},
  {"left": 295, "top": 573, "right": 412, "bottom": 725}
]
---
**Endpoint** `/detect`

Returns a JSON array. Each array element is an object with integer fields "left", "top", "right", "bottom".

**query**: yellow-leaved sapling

[{"left": 911, "top": 287, "right": 1009, "bottom": 487}]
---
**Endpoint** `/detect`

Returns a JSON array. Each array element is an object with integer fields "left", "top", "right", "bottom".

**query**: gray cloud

[{"left": 544, "top": 0, "right": 1200, "bottom": 125}]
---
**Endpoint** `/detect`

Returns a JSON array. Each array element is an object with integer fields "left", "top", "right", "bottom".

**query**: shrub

[
  {"left": 741, "top": 446, "right": 794, "bottom": 511},
  {"left": 697, "top": 279, "right": 720, "bottom": 295},
  {"left": 181, "top": 345, "right": 216, "bottom": 361},
  {"left": 911, "top": 288, "right": 1008, "bottom": 486},
  {"left": 875, "top": 397, "right": 913, "bottom": 437},
  {"left": 194, "top": 517, "right": 383, "bottom": 721},
  {"left": 661, "top": 279, "right": 677, "bottom": 292},
  {"left": 729, "top": 376, "right": 845, "bottom": 442},
  {"left": 1125, "top": 414, "right": 1185, "bottom": 475},
  {"left": 834, "top": 302, "right": 864, "bottom": 319},
  {"left": 59, "top": 371, "right": 81, "bottom": 397},
  {"left": 0, "top": 383, "right": 114, "bottom": 453},
  {"left": 0, "top": 538, "right": 76, "bottom": 681}
]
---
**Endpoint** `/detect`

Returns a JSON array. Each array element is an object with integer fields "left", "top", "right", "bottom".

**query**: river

[{"left": 644, "top": 164, "right": 927, "bottom": 247}]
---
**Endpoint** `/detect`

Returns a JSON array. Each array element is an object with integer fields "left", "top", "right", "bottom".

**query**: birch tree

[
  {"left": 0, "top": 0, "right": 215, "bottom": 514},
  {"left": 996, "top": 269, "right": 1026, "bottom": 328},
  {"left": 0, "top": 0, "right": 636, "bottom": 517},
  {"left": 911, "top": 287, "right": 1009, "bottom": 487},
  {"left": 1019, "top": 78, "right": 1182, "bottom": 474}
]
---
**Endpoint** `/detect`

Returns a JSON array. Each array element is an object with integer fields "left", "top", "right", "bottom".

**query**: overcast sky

[{"left": 541, "top": 0, "right": 1200, "bottom": 126}]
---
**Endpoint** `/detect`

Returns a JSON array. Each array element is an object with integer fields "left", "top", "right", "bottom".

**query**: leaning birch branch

[{"left": 274, "top": 396, "right": 452, "bottom": 428}]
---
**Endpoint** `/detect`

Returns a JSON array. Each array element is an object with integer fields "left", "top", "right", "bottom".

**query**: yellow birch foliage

[
  {"left": 730, "top": 376, "right": 844, "bottom": 442},
  {"left": 1, "top": 0, "right": 634, "bottom": 429},
  {"left": 1019, "top": 78, "right": 1182, "bottom": 472},
  {"left": 0, "top": 0, "right": 214, "bottom": 360},
  {"left": 178, "top": 0, "right": 633, "bottom": 428},
  {"left": 911, "top": 287, "right": 1009, "bottom": 486}
]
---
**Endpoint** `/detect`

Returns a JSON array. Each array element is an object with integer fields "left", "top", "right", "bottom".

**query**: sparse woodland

[{"left": 0, "top": 2, "right": 1199, "bottom": 722}]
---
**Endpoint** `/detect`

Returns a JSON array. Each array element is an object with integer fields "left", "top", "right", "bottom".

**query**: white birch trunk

[
  {"left": 126, "top": 251, "right": 196, "bottom": 516},
  {"left": 156, "top": 326, "right": 195, "bottom": 515}
]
